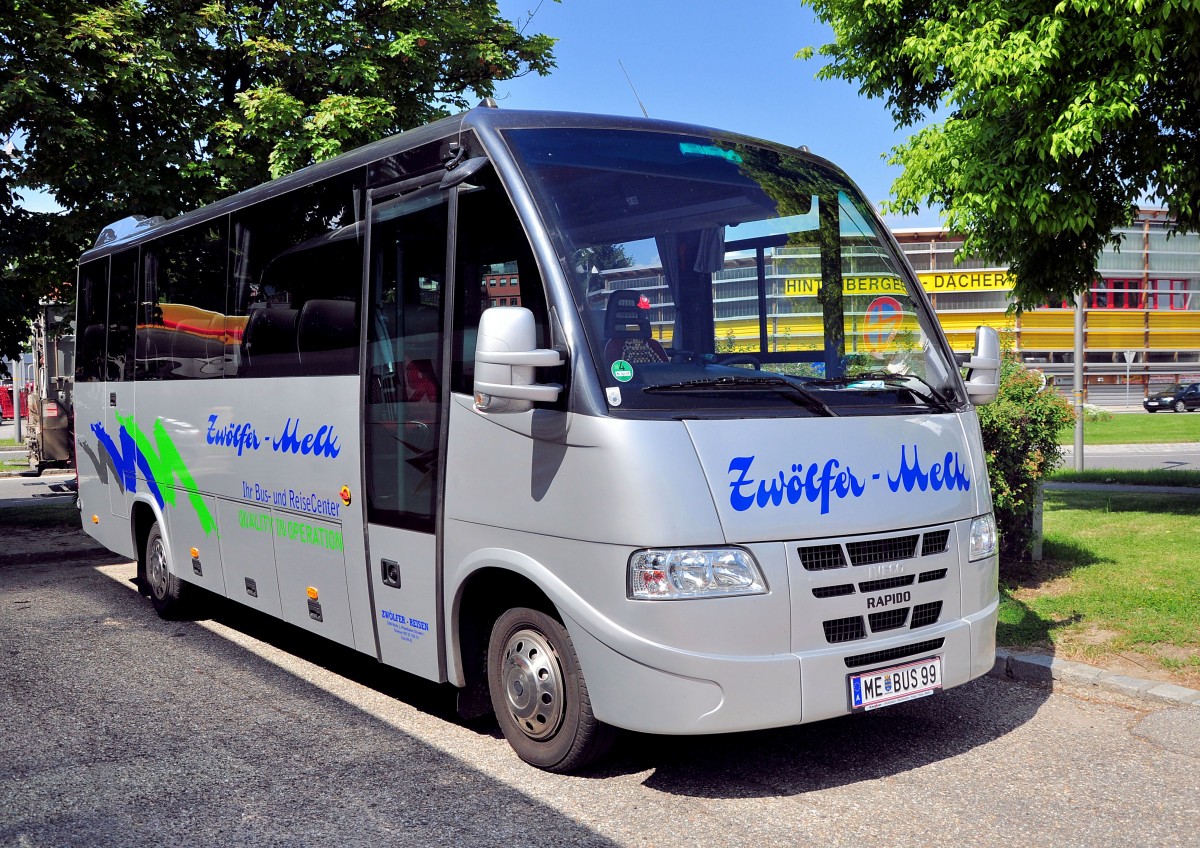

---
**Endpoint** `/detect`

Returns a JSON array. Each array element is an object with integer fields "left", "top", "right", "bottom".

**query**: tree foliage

[
  {"left": 800, "top": 0, "right": 1200, "bottom": 309},
  {"left": 0, "top": 0, "right": 558, "bottom": 360},
  {"left": 977, "top": 351, "right": 1074, "bottom": 563}
]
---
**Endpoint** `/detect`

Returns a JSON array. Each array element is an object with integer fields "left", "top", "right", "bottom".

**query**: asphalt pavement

[
  {"left": 2, "top": 548, "right": 1198, "bottom": 847},
  {"left": 2, "top": 419, "right": 1197, "bottom": 847}
]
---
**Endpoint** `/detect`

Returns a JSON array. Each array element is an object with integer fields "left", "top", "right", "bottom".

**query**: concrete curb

[
  {"left": 990, "top": 649, "right": 1200, "bottom": 708},
  {"left": 0, "top": 468, "right": 72, "bottom": 479}
]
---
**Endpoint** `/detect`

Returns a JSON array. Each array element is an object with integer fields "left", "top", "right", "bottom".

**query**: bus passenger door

[{"left": 363, "top": 187, "right": 449, "bottom": 681}]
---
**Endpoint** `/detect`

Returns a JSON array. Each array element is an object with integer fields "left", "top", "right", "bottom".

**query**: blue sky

[
  {"left": 19, "top": 0, "right": 940, "bottom": 226},
  {"left": 494, "top": 0, "right": 941, "bottom": 227}
]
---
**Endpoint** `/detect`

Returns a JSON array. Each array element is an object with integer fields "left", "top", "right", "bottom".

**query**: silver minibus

[{"left": 75, "top": 104, "right": 1001, "bottom": 771}]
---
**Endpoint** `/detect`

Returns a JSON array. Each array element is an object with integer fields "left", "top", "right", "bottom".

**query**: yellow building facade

[{"left": 894, "top": 209, "right": 1200, "bottom": 399}]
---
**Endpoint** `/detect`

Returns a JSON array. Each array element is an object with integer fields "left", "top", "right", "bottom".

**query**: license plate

[
  {"left": 1147, "top": 401, "right": 1158, "bottom": 407},
  {"left": 848, "top": 656, "right": 942, "bottom": 711}
]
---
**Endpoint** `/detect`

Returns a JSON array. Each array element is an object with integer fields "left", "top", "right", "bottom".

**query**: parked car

[{"left": 1143, "top": 382, "right": 1200, "bottom": 413}]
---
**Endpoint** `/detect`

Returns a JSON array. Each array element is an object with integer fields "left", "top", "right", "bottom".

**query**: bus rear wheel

[
  {"left": 487, "top": 607, "right": 614, "bottom": 772},
  {"left": 144, "top": 523, "right": 190, "bottom": 619}
]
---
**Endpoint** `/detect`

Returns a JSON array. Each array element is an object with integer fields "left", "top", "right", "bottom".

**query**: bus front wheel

[
  {"left": 144, "top": 523, "right": 190, "bottom": 619},
  {"left": 487, "top": 607, "right": 614, "bottom": 772}
]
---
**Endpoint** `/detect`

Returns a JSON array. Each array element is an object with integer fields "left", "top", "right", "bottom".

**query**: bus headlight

[
  {"left": 628, "top": 548, "right": 767, "bottom": 599},
  {"left": 969, "top": 513, "right": 997, "bottom": 561}
]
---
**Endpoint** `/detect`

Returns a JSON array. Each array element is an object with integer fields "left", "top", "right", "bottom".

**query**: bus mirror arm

[
  {"left": 963, "top": 325, "right": 1001, "bottom": 406},
  {"left": 474, "top": 307, "right": 566, "bottom": 414},
  {"left": 474, "top": 380, "right": 562, "bottom": 404},
  {"left": 477, "top": 349, "right": 564, "bottom": 368}
]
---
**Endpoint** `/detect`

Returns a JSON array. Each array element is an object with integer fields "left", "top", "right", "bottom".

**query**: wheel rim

[
  {"left": 147, "top": 535, "right": 169, "bottom": 600},
  {"left": 1176, "top": 401, "right": 1186, "bottom": 412},
  {"left": 500, "top": 627, "right": 565, "bottom": 741}
]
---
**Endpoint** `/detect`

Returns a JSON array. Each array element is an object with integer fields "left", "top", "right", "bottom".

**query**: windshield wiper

[
  {"left": 642, "top": 376, "right": 837, "bottom": 417},
  {"left": 807, "top": 371, "right": 955, "bottom": 410}
]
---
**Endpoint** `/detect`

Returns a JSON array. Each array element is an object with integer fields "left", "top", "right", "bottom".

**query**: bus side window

[
  {"left": 76, "top": 259, "right": 109, "bottom": 383},
  {"left": 451, "top": 177, "right": 553, "bottom": 397},
  {"left": 108, "top": 249, "right": 138, "bottom": 382},
  {"left": 229, "top": 168, "right": 366, "bottom": 379},
  {"left": 141, "top": 221, "right": 229, "bottom": 380}
]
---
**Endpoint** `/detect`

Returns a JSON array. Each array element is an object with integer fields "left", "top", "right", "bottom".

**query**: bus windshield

[{"left": 502, "top": 127, "right": 960, "bottom": 416}]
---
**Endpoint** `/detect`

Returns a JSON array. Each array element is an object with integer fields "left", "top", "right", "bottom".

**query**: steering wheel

[{"left": 716, "top": 353, "right": 762, "bottom": 370}]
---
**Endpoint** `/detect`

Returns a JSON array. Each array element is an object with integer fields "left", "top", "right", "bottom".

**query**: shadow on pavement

[
  {"left": 0, "top": 557, "right": 619, "bottom": 847},
  {"left": 146, "top": 581, "right": 1052, "bottom": 799},
  {"left": 3, "top": 526, "right": 1052, "bottom": 815}
]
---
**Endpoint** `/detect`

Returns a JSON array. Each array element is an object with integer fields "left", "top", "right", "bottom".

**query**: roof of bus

[{"left": 80, "top": 105, "right": 833, "bottom": 262}]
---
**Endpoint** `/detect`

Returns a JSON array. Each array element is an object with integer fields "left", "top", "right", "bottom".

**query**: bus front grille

[
  {"left": 799, "top": 544, "right": 846, "bottom": 571},
  {"left": 846, "top": 534, "right": 919, "bottom": 566},
  {"left": 911, "top": 601, "right": 943, "bottom": 629},
  {"left": 858, "top": 574, "right": 915, "bottom": 593},
  {"left": 823, "top": 616, "right": 866, "bottom": 643},
  {"left": 844, "top": 638, "right": 946, "bottom": 669},
  {"left": 868, "top": 608, "right": 910, "bottom": 633}
]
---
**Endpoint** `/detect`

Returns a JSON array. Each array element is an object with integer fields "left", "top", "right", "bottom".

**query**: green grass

[
  {"left": 1047, "top": 468, "right": 1200, "bottom": 488},
  {"left": 3, "top": 436, "right": 33, "bottom": 471},
  {"left": 999, "top": 489, "right": 1200, "bottom": 683},
  {"left": 1057, "top": 411, "right": 1200, "bottom": 445}
]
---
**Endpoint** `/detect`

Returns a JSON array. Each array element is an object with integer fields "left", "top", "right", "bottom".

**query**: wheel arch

[
  {"left": 449, "top": 564, "right": 556, "bottom": 712},
  {"left": 130, "top": 498, "right": 167, "bottom": 594}
]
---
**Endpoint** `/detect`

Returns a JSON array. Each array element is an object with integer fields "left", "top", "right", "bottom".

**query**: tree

[
  {"left": 977, "top": 351, "right": 1073, "bottom": 563},
  {"left": 0, "top": 0, "right": 558, "bottom": 361},
  {"left": 799, "top": 0, "right": 1200, "bottom": 309}
]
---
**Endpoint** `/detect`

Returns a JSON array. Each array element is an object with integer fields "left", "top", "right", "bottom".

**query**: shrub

[
  {"left": 976, "top": 355, "right": 1074, "bottom": 563},
  {"left": 1083, "top": 404, "right": 1113, "bottom": 423}
]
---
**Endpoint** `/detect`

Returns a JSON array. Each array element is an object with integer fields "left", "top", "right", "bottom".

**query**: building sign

[
  {"left": 783, "top": 276, "right": 908, "bottom": 296},
  {"left": 917, "top": 271, "right": 1014, "bottom": 292},
  {"left": 783, "top": 271, "right": 1015, "bottom": 297}
]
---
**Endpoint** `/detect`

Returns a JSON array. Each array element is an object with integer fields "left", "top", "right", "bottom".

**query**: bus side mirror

[
  {"left": 963, "top": 325, "right": 1001, "bottom": 406},
  {"left": 473, "top": 307, "right": 564, "bottom": 414}
]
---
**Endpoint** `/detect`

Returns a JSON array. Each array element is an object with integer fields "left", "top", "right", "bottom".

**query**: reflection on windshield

[{"left": 503, "top": 128, "right": 960, "bottom": 416}]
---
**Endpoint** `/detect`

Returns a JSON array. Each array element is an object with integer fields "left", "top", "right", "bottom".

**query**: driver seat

[{"left": 603, "top": 289, "right": 668, "bottom": 365}]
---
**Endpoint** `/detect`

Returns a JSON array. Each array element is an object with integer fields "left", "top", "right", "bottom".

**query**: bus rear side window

[
  {"left": 140, "top": 221, "right": 229, "bottom": 380},
  {"left": 229, "top": 169, "right": 365, "bottom": 378},
  {"left": 76, "top": 259, "right": 108, "bottom": 383}
]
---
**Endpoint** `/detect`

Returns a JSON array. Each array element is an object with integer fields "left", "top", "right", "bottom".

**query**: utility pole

[
  {"left": 10, "top": 358, "right": 23, "bottom": 443},
  {"left": 1073, "top": 291, "right": 1084, "bottom": 471}
]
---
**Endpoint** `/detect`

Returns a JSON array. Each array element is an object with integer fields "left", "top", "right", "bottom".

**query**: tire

[
  {"left": 1174, "top": 400, "right": 1187, "bottom": 413},
  {"left": 143, "top": 523, "right": 190, "bottom": 619},
  {"left": 1146, "top": 408, "right": 1157, "bottom": 413},
  {"left": 487, "top": 607, "right": 615, "bottom": 772}
]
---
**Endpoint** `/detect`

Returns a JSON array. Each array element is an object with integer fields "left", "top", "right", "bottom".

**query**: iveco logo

[{"left": 866, "top": 562, "right": 907, "bottom": 579}]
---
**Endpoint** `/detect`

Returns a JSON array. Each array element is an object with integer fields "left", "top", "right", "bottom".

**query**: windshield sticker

[
  {"left": 606, "top": 386, "right": 623, "bottom": 406},
  {"left": 728, "top": 444, "right": 970, "bottom": 515},
  {"left": 611, "top": 359, "right": 634, "bottom": 383},
  {"left": 678, "top": 142, "right": 743, "bottom": 164}
]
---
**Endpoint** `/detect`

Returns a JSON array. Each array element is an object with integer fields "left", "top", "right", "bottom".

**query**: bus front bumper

[{"left": 564, "top": 602, "right": 997, "bottom": 736}]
